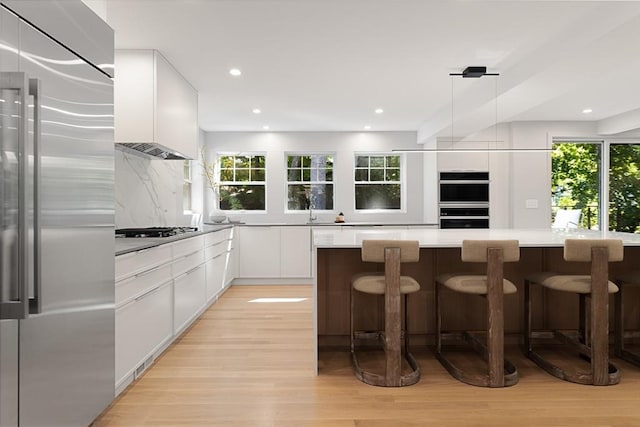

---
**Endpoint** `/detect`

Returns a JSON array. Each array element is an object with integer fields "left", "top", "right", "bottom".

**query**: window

[
  {"left": 551, "top": 142, "right": 601, "bottom": 230},
  {"left": 286, "top": 154, "right": 334, "bottom": 211},
  {"left": 354, "top": 154, "right": 402, "bottom": 210},
  {"left": 609, "top": 143, "right": 640, "bottom": 232},
  {"left": 183, "top": 160, "right": 192, "bottom": 212},
  {"left": 218, "top": 154, "right": 266, "bottom": 210}
]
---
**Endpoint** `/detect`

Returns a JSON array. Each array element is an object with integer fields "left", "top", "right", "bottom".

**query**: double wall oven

[{"left": 439, "top": 171, "right": 490, "bottom": 229}]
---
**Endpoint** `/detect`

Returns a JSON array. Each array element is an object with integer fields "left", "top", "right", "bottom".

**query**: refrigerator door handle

[
  {"left": 0, "top": 71, "right": 30, "bottom": 320},
  {"left": 29, "top": 77, "right": 42, "bottom": 314}
]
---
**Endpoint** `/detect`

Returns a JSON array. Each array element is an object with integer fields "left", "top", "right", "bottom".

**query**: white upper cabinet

[{"left": 114, "top": 49, "right": 198, "bottom": 159}]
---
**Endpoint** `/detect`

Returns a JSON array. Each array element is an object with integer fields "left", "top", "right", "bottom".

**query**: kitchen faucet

[{"left": 308, "top": 207, "right": 317, "bottom": 223}]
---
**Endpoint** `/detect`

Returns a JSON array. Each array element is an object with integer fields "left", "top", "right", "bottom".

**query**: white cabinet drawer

[
  {"left": 204, "top": 241, "right": 228, "bottom": 260},
  {"left": 115, "top": 263, "right": 172, "bottom": 307},
  {"left": 171, "top": 235, "right": 204, "bottom": 258},
  {"left": 115, "top": 281, "right": 173, "bottom": 387},
  {"left": 204, "top": 228, "right": 232, "bottom": 247},
  {"left": 172, "top": 249, "right": 204, "bottom": 277},
  {"left": 115, "top": 245, "right": 172, "bottom": 282},
  {"left": 174, "top": 265, "right": 206, "bottom": 334}
]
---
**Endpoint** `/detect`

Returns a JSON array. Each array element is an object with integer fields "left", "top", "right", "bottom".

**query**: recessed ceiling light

[
  {"left": 263, "top": 125, "right": 270, "bottom": 130},
  {"left": 375, "top": 108, "right": 384, "bottom": 114},
  {"left": 229, "top": 68, "right": 242, "bottom": 76},
  {"left": 252, "top": 108, "right": 261, "bottom": 114},
  {"left": 582, "top": 108, "right": 593, "bottom": 114},
  {"left": 364, "top": 125, "right": 371, "bottom": 130}
]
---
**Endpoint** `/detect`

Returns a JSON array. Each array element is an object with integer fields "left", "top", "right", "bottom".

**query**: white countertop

[{"left": 312, "top": 228, "right": 640, "bottom": 248}]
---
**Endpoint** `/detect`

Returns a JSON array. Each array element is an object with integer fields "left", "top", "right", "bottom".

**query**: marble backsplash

[{"left": 115, "top": 148, "right": 190, "bottom": 228}]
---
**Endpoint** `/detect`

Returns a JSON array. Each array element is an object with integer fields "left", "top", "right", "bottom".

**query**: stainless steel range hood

[{"left": 116, "top": 142, "right": 190, "bottom": 160}]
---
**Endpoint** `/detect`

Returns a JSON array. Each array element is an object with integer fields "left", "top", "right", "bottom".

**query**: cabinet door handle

[
  {"left": 178, "top": 249, "right": 201, "bottom": 260},
  {"left": 134, "top": 285, "right": 161, "bottom": 301},
  {"left": 174, "top": 265, "right": 202, "bottom": 281},
  {"left": 135, "top": 263, "right": 169, "bottom": 278}
]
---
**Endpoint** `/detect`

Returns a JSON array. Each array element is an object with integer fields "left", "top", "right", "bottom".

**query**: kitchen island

[{"left": 312, "top": 228, "right": 640, "bottom": 372}]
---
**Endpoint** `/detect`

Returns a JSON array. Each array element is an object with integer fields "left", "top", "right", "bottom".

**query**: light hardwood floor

[{"left": 94, "top": 285, "right": 640, "bottom": 426}]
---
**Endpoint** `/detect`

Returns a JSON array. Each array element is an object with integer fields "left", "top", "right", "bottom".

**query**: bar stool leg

[
  {"left": 487, "top": 247, "right": 505, "bottom": 387},
  {"left": 591, "top": 247, "right": 609, "bottom": 386},
  {"left": 579, "top": 294, "right": 586, "bottom": 345},
  {"left": 524, "top": 279, "right": 532, "bottom": 354},
  {"left": 614, "top": 281, "right": 624, "bottom": 357},
  {"left": 435, "top": 281, "right": 441, "bottom": 354}
]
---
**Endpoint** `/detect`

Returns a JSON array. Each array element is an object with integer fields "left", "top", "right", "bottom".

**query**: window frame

[
  {"left": 284, "top": 152, "right": 336, "bottom": 213},
  {"left": 353, "top": 152, "right": 405, "bottom": 212},
  {"left": 216, "top": 152, "right": 267, "bottom": 212},
  {"left": 182, "top": 159, "right": 192, "bottom": 213}
]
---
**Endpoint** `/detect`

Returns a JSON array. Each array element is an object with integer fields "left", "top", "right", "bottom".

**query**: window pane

[
  {"left": 370, "top": 156, "right": 384, "bottom": 167},
  {"left": 302, "top": 169, "right": 311, "bottom": 181},
  {"left": 235, "top": 169, "right": 250, "bottom": 181},
  {"left": 385, "top": 168, "right": 400, "bottom": 181},
  {"left": 311, "top": 168, "right": 331, "bottom": 182},
  {"left": 219, "top": 185, "right": 265, "bottom": 210},
  {"left": 355, "top": 156, "right": 369, "bottom": 167},
  {"left": 287, "top": 184, "right": 310, "bottom": 210},
  {"left": 355, "top": 184, "right": 401, "bottom": 210},
  {"left": 325, "top": 169, "right": 333, "bottom": 181},
  {"left": 251, "top": 156, "right": 265, "bottom": 168},
  {"left": 609, "top": 144, "right": 640, "bottom": 233},
  {"left": 235, "top": 156, "right": 250, "bottom": 168},
  {"left": 386, "top": 156, "right": 400, "bottom": 167},
  {"left": 219, "top": 169, "right": 234, "bottom": 182},
  {"left": 252, "top": 168, "right": 265, "bottom": 181},
  {"left": 355, "top": 168, "right": 368, "bottom": 181},
  {"left": 288, "top": 156, "right": 302, "bottom": 168},
  {"left": 183, "top": 183, "right": 191, "bottom": 210},
  {"left": 309, "top": 184, "right": 333, "bottom": 210},
  {"left": 551, "top": 143, "right": 600, "bottom": 229},
  {"left": 183, "top": 160, "right": 190, "bottom": 179},
  {"left": 287, "top": 168, "right": 301, "bottom": 181},
  {"left": 370, "top": 168, "right": 384, "bottom": 181},
  {"left": 220, "top": 156, "right": 234, "bottom": 168}
]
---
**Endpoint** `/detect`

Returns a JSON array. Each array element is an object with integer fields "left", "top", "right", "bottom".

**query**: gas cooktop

[{"left": 115, "top": 227, "right": 198, "bottom": 238}]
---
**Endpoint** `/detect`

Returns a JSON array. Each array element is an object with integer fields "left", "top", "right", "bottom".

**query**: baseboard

[{"left": 231, "top": 278, "right": 313, "bottom": 285}]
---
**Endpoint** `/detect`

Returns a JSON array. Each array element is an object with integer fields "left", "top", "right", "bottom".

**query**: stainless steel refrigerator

[{"left": 1, "top": 1, "right": 115, "bottom": 426}]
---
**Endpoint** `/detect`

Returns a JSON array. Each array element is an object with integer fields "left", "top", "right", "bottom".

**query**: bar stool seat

[
  {"left": 437, "top": 274, "right": 517, "bottom": 295},
  {"left": 352, "top": 273, "right": 420, "bottom": 295},
  {"left": 435, "top": 240, "right": 520, "bottom": 388},
  {"left": 524, "top": 239, "right": 623, "bottom": 386},
  {"left": 350, "top": 240, "right": 421, "bottom": 387},
  {"left": 528, "top": 273, "right": 619, "bottom": 294},
  {"left": 614, "top": 271, "right": 640, "bottom": 367}
]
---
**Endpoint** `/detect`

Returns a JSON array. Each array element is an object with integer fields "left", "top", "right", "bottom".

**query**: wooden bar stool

[
  {"left": 614, "top": 272, "right": 640, "bottom": 367},
  {"left": 524, "top": 239, "right": 623, "bottom": 386},
  {"left": 435, "top": 240, "right": 520, "bottom": 388},
  {"left": 350, "top": 240, "right": 421, "bottom": 387}
]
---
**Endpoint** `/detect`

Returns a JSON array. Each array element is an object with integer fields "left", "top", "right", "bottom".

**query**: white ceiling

[{"left": 104, "top": 0, "right": 640, "bottom": 141}]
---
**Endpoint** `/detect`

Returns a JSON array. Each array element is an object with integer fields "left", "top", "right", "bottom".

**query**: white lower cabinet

[
  {"left": 237, "top": 226, "right": 312, "bottom": 279},
  {"left": 115, "top": 280, "right": 173, "bottom": 390},
  {"left": 173, "top": 264, "right": 206, "bottom": 334},
  {"left": 238, "top": 226, "right": 281, "bottom": 278},
  {"left": 225, "top": 242, "right": 237, "bottom": 286},
  {"left": 205, "top": 254, "right": 225, "bottom": 301},
  {"left": 114, "top": 227, "right": 234, "bottom": 395},
  {"left": 280, "top": 226, "right": 311, "bottom": 277}
]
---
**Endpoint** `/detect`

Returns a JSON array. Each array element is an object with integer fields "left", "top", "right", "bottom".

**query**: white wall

[{"left": 204, "top": 131, "right": 425, "bottom": 224}]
